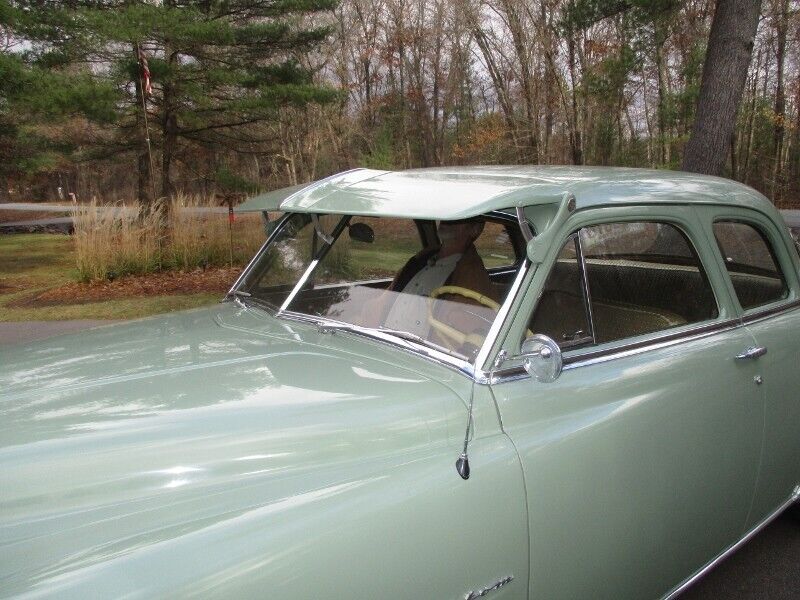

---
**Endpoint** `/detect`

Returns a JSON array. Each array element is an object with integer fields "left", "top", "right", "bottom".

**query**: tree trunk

[
  {"left": 681, "top": 0, "right": 762, "bottom": 176},
  {"left": 770, "top": 0, "right": 789, "bottom": 201},
  {"left": 567, "top": 34, "right": 583, "bottom": 165}
]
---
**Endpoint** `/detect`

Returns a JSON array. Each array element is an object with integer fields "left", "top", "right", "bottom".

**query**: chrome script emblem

[{"left": 464, "top": 575, "right": 513, "bottom": 599}]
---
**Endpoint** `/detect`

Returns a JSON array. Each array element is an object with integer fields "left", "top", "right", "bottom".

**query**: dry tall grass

[{"left": 73, "top": 198, "right": 265, "bottom": 282}]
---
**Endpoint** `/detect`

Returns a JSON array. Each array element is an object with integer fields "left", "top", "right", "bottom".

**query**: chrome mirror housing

[{"left": 520, "top": 334, "right": 563, "bottom": 383}]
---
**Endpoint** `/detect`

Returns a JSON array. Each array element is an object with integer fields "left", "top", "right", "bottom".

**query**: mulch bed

[{"left": 9, "top": 267, "right": 243, "bottom": 307}]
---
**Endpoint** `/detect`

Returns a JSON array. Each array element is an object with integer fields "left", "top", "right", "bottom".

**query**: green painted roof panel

[{"left": 236, "top": 166, "right": 775, "bottom": 220}]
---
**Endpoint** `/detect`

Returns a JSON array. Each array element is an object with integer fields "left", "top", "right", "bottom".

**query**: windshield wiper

[
  {"left": 277, "top": 312, "right": 467, "bottom": 360},
  {"left": 376, "top": 327, "right": 467, "bottom": 359}
]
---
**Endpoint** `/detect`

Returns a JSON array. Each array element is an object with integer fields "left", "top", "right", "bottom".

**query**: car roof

[{"left": 236, "top": 166, "right": 776, "bottom": 220}]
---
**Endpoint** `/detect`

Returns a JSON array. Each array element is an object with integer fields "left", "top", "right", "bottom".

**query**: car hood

[{"left": 0, "top": 304, "right": 469, "bottom": 597}]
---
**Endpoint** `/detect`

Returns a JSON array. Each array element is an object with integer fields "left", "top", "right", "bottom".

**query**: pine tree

[
  {"left": 8, "top": 0, "right": 338, "bottom": 205},
  {"left": 0, "top": 1, "right": 117, "bottom": 200}
]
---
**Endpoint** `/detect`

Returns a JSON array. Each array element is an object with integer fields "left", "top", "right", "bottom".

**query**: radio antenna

[{"left": 455, "top": 389, "right": 476, "bottom": 480}]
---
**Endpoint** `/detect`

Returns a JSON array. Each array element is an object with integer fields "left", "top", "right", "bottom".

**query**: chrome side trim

[
  {"left": 474, "top": 260, "right": 531, "bottom": 372},
  {"left": 662, "top": 487, "right": 800, "bottom": 600},
  {"left": 486, "top": 318, "right": 742, "bottom": 384},
  {"left": 561, "top": 318, "right": 741, "bottom": 369},
  {"left": 741, "top": 298, "right": 800, "bottom": 325}
]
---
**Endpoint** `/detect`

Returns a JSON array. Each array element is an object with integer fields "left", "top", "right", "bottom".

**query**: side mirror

[
  {"left": 520, "top": 334, "right": 563, "bottom": 383},
  {"left": 349, "top": 222, "right": 375, "bottom": 243}
]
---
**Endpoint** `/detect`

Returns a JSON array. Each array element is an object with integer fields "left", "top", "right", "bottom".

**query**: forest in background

[{"left": 1, "top": 0, "right": 799, "bottom": 207}]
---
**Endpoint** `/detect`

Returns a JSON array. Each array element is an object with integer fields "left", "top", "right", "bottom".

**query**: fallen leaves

[{"left": 19, "top": 267, "right": 243, "bottom": 307}]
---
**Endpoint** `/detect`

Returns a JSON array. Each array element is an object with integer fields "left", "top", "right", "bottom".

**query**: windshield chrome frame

[
  {"left": 277, "top": 309, "right": 477, "bottom": 378},
  {"left": 228, "top": 211, "right": 531, "bottom": 381},
  {"left": 473, "top": 259, "right": 530, "bottom": 374},
  {"left": 226, "top": 212, "right": 292, "bottom": 299}
]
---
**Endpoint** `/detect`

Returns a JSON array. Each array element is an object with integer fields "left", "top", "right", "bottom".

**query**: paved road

[
  {"left": 0, "top": 203, "right": 228, "bottom": 232},
  {"left": 0, "top": 320, "right": 797, "bottom": 598},
  {"left": 0, "top": 202, "right": 227, "bottom": 214},
  {"left": 682, "top": 512, "right": 799, "bottom": 598}
]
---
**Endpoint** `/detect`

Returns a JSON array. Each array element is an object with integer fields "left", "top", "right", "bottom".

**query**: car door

[
  {"left": 488, "top": 207, "right": 764, "bottom": 599},
  {"left": 705, "top": 210, "right": 800, "bottom": 525}
]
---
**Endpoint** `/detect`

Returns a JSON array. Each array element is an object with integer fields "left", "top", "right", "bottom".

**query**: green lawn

[{"left": 0, "top": 234, "right": 219, "bottom": 322}]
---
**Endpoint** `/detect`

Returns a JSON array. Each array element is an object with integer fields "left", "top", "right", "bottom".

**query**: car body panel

[
  {"left": 0, "top": 304, "right": 529, "bottom": 598},
  {"left": 488, "top": 204, "right": 768, "bottom": 599},
  {"left": 3, "top": 167, "right": 799, "bottom": 599},
  {"left": 691, "top": 204, "right": 800, "bottom": 528}
]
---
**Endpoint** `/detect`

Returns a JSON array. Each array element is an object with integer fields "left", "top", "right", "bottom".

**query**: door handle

[{"left": 735, "top": 346, "right": 767, "bottom": 360}]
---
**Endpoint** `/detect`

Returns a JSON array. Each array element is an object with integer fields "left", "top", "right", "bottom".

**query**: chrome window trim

[
  {"left": 228, "top": 211, "right": 533, "bottom": 383},
  {"left": 276, "top": 310, "right": 476, "bottom": 379},
  {"left": 278, "top": 215, "right": 351, "bottom": 311},
  {"left": 482, "top": 218, "right": 730, "bottom": 385},
  {"left": 741, "top": 298, "right": 800, "bottom": 324},
  {"left": 662, "top": 485, "right": 800, "bottom": 600},
  {"left": 516, "top": 206, "right": 534, "bottom": 242},
  {"left": 712, "top": 217, "right": 793, "bottom": 312},
  {"left": 474, "top": 260, "right": 531, "bottom": 372},
  {"left": 279, "top": 258, "right": 321, "bottom": 312},
  {"left": 226, "top": 212, "right": 292, "bottom": 297},
  {"left": 574, "top": 232, "right": 597, "bottom": 344},
  {"left": 484, "top": 317, "right": 742, "bottom": 385}
]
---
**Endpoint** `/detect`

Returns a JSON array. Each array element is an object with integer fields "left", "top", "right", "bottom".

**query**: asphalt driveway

[
  {"left": 0, "top": 320, "right": 797, "bottom": 597},
  {"left": 681, "top": 513, "right": 799, "bottom": 598}
]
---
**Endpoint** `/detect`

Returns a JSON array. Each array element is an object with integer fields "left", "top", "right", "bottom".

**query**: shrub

[{"left": 73, "top": 197, "right": 266, "bottom": 282}]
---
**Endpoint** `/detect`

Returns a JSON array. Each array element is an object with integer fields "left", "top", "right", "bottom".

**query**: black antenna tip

[{"left": 455, "top": 454, "right": 470, "bottom": 480}]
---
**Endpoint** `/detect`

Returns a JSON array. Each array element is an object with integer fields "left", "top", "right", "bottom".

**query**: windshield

[{"left": 238, "top": 213, "right": 522, "bottom": 360}]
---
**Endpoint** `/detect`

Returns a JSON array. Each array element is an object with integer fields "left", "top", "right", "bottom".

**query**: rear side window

[
  {"left": 473, "top": 221, "right": 517, "bottom": 269},
  {"left": 713, "top": 221, "right": 788, "bottom": 310},
  {"left": 529, "top": 222, "right": 718, "bottom": 348}
]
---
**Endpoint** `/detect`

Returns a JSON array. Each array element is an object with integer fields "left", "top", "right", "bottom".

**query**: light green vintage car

[{"left": 1, "top": 167, "right": 799, "bottom": 599}]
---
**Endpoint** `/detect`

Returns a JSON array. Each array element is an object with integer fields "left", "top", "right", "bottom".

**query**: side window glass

[
  {"left": 528, "top": 222, "right": 718, "bottom": 349},
  {"left": 473, "top": 221, "right": 516, "bottom": 269},
  {"left": 713, "top": 221, "right": 788, "bottom": 310},
  {"left": 580, "top": 222, "right": 717, "bottom": 344},
  {"left": 528, "top": 235, "right": 592, "bottom": 349}
]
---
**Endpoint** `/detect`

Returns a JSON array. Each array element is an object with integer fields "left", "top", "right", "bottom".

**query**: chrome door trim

[
  {"left": 485, "top": 318, "right": 742, "bottom": 384},
  {"left": 486, "top": 298, "right": 800, "bottom": 385},
  {"left": 563, "top": 318, "right": 742, "bottom": 369},
  {"left": 662, "top": 486, "right": 800, "bottom": 600},
  {"left": 741, "top": 298, "right": 800, "bottom": 325}
]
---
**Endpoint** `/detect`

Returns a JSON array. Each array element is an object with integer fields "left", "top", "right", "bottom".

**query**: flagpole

[{"left": 136, "top": 42, "right": 158, "bottom": 205}]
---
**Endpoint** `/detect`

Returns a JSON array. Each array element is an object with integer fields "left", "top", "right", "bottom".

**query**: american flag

[{"left": 138, "top": 48, "right": 152, "bottom": 96}]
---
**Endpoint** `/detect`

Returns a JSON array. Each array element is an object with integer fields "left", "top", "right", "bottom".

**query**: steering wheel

[
  {"left": 427, "top": 285, "right": 535, "bottom": 350},
  {"left": 427, "top": 286, "right": 500, "bottom": 349}
]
